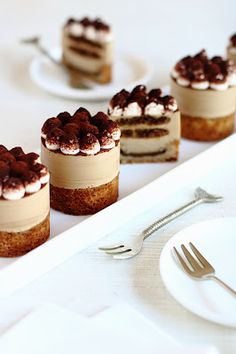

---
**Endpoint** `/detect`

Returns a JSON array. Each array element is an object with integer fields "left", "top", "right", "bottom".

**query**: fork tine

[
  {"left": 181, "top": 244, "right": 201, "bottom": 271},
  {"left": 113, "top": 253, "right": 134, "bottom": 260},
  {"left": 99, "top": 245, "right": 125, "bottom": 251},
  {"left": 105, "top": 248, "right": 132, "bottom": 255},
  {"left": 189, "top": 242, "right": 214, "bottom": 270},
  {"left": 173, "top": 247, "right": 192, "bottom": 274}
]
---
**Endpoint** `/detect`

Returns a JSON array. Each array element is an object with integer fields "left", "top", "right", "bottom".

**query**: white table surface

[{"left": 1, "top": 1, "right": 236, "bottom": 353}]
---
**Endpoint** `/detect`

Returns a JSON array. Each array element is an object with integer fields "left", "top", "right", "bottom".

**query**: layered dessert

[
  {"left": 41, "top": 108, "right": 120, "bottom": 215},
  {"left": 0, "top": 146, "right": 50, "bottom": 257},
  {"left": 227, "top": 33, "right": 236, "bottom": 65},
  {"left": 171, "top": 50, "right": 236, "bottom": 141},
  {"left": 108, "top": 85, "right": 180, "bottom": 163},
  {"left": 62, "top": 17, "right": 113, "bottom": 86}
]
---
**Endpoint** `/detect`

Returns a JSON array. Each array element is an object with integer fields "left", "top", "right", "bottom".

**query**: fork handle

[
  {"left": 143, "top": 198, "right": 203, "bottom": 240},
  {"left": 210, "top": 275, "right": 236, "bottom": 297}
]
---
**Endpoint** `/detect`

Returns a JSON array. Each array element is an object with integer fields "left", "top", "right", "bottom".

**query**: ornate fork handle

[
  {"left": 143, "top": 198, "right": 202, "bottom": 240},
  {"left": 142, "top": 187, "right": 223, "bottom": 240}
]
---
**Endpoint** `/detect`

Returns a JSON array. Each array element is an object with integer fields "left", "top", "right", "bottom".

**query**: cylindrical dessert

[
  {"left": 41, "top": 108, "right": 120, "bottom": 215},
  {"left": 170, "top": 50, "right": 236, "bottom": 141},
  {"left": 227, "top": 33, "right": 236, "bottom": 66},
  {"left": 62, "top": 17, "right": 113, "bottom": 86},
  {"left": 0, "top": 146, "right": 50, "bottom": 257},
  {"left": 108, "top": 85, "right": 180, "bottom": 163}
]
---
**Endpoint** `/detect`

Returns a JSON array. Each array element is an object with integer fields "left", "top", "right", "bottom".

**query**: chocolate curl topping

[
  {"left": 4, "top": 177, "right": 24, "bottom": 190},
  {"left": 0, "top": 161, "right": 10, "bottom": 180},
  {"left": 74, "top": 107, "right": 91, "bottom": 119},
  {"left": 80, "top": 133, "right": 99, "bottom": 150},
  {"left": 109, "top": 85, "right": 177, "bottom": 113},
  {"left": 66, "top": 16, "right": 110, "bottom": 31},
  {"left": 174, "top": 49, "right": 231, "bottom": 83},
  {"left": 129, "top": 85, "right": 147, "bottom": 107},
  {"left": 61, "top": 133, "right": 79, "bottom": 148},
  {"left": 110, "top": 89, "right": 129, "bottom": 109},
  {"left": 0, "top": 152, "right": 16, "bottom": 164},
  {"left": 0, "top": 145, "right": 8, "bottom": 155},
  {"left": 42, "top": 107, "right": 119, "bottom": 155},
  {"left": 148, "top": 89, "right": 162, "bottom": 99},
  {"left": 23, "top": 171, "right": 39, "bottom": 184},
  {"left": 57, "top": 111, "right": 71, "bottom": 125},
  {"left": 10, "top": 147, "right": 24, "bottom": 158},
  {"left": 47, "top": 127, "right": 65, "bottom": 142},
  {"left": 11, "top": 161, "right": 29, "bottom": 178},
  {"left": 42, "top": 117, "right": 62, "bottom": 135},
  {"left": 91, "top": 111, "right": 109, "bottom": 127},
  {"left": 18, "top": 152, "right": 39, "bottom": 165},
  {"left": 79, "top": 122, "right": 99, "bottom": 136},
  {"left": 63, "top": 123, "right": 80, "bottom": 136},
  {"left": 0, "top": 145, "right": 49, "bottom": 198}
]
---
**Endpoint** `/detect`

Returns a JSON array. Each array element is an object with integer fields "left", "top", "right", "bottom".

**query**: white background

[{"left": 0, "top": 1, "right": 236, "bottom": 353}]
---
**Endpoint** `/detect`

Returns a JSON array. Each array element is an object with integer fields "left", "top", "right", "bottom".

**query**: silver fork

[
  {"left": 20, "top": 36, "right": 60, "bottom": 65},
  {"left": 173, "top": 242, "right": 236, "bottom": 296},
  {"left": 99, "top": 187, "right": 223, "bottom": 260}
]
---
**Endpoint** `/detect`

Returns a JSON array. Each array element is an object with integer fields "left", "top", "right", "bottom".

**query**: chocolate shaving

[
  {"left": 0, "top": 145, "right": 49, "bottom": 199},
  {"left": 66, "top": 16, "right": 110, "bottom": 32},
  {"left": 173, "top": 49, "right": 233, "bottom": 83}
]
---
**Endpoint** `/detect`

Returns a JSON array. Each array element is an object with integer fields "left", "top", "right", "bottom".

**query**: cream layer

[
  {"left": 0, "top": 184, "right": 49, "bottom": 233},
  {"left": 41, "top": 143, "right": 120, "bottom": 189},
  {"left": 63, "top": 34, "right": 106, "bottom": 57},
  {"left": 170, "top": 78, "right": 236, "bottom": 118},
  {"left": 63, "top": 48, "right": 109, "bottom": 73},
  {"left": 63, "top": 33, "right": 113, "bottom": 73},
  {"left": 113, "top": 112, "right": 180, "bottom": 137},
  {"left": 121, "top": 134, "right": 178, "bottom": 155},
  {"left": 111, "top": 111, "right": 176, "bottom": 121}
]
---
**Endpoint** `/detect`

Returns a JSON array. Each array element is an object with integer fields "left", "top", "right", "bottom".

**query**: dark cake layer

[
  {"left": 50, "top": 176, "right": 118, "bottom": 215},
  {"left": 0, "top": 214, "right": 50, "bottom": 257}
]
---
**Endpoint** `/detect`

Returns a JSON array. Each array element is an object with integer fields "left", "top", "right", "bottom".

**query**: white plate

[
  {"left": 30, "top": 47, "right": 152, "bottom": 100},
  {"left": 160, "top": 217, "right": 236, "bottom": 327}
]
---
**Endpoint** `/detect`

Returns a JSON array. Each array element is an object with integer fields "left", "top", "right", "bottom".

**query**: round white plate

[
  {"left": 30, "top": 47, "right": 152, "bottom": 101},
  {"left": 160, "top": 217, "right": 236, "bottom": 327}
]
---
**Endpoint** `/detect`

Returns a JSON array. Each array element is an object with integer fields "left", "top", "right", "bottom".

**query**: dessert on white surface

[
  {"left": 62, "top": 17, "right": 113, "bottom": 86},
  {"left": 170, "top": 50, "right": 236, "bottom": 141},
  {"left": 108, "top": 85, "right": 180, "bottom": 163}
]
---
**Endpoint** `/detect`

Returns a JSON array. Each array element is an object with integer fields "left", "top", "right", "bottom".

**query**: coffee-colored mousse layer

[
  {"left": 181, "top": 113, "right": 235, "bottom": 141},
  {"left": 0, "top": 214, "right": 50, "bottom": 257},
  {"left": 0, "top": 183, "right": 50, "bottom": 232},
  {"left": 41, "top": 143, "right": 120, "bottom": 189},
  {"left": 50, "top": 175, "right": 118, "bottom": 215},
  {"left": 171, "top": 78, "right": 236, "bottom": 118}
]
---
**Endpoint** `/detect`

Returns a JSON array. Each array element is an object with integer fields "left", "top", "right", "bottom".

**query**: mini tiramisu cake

[
  {"left": 0, "top": 146, "right": 50, "bottom": 257},
  {"left": 41, "top": 108, "right": 120, "bottom": 215},
  {"left": 171, "top": 50, "right": 236, "bottom": 141},
  {"left": 108, "top": 85, "right": 180, "bottom": 163},
  {"left": 227, "top": 34, "right": 236, "bottom": 66},
  {"left": 62, "top": 17, "right": 113, "bottom": 86}
]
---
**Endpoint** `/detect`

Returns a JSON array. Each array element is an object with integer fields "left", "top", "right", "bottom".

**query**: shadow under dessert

[
  {"left": 62, "top": 17, "right": 113, "bottom": 86},
  {"left": 108, "top": 85, "right": 180, "bottom": 163},
  {"left": 170, "top": 50, "right": 236, "bottom": 141},
  {"left": 41, "top": 108, "right": 120, "bottom": 215},
  {"left": 0, "top": 146, "right": 50, "bottom": 257}
]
